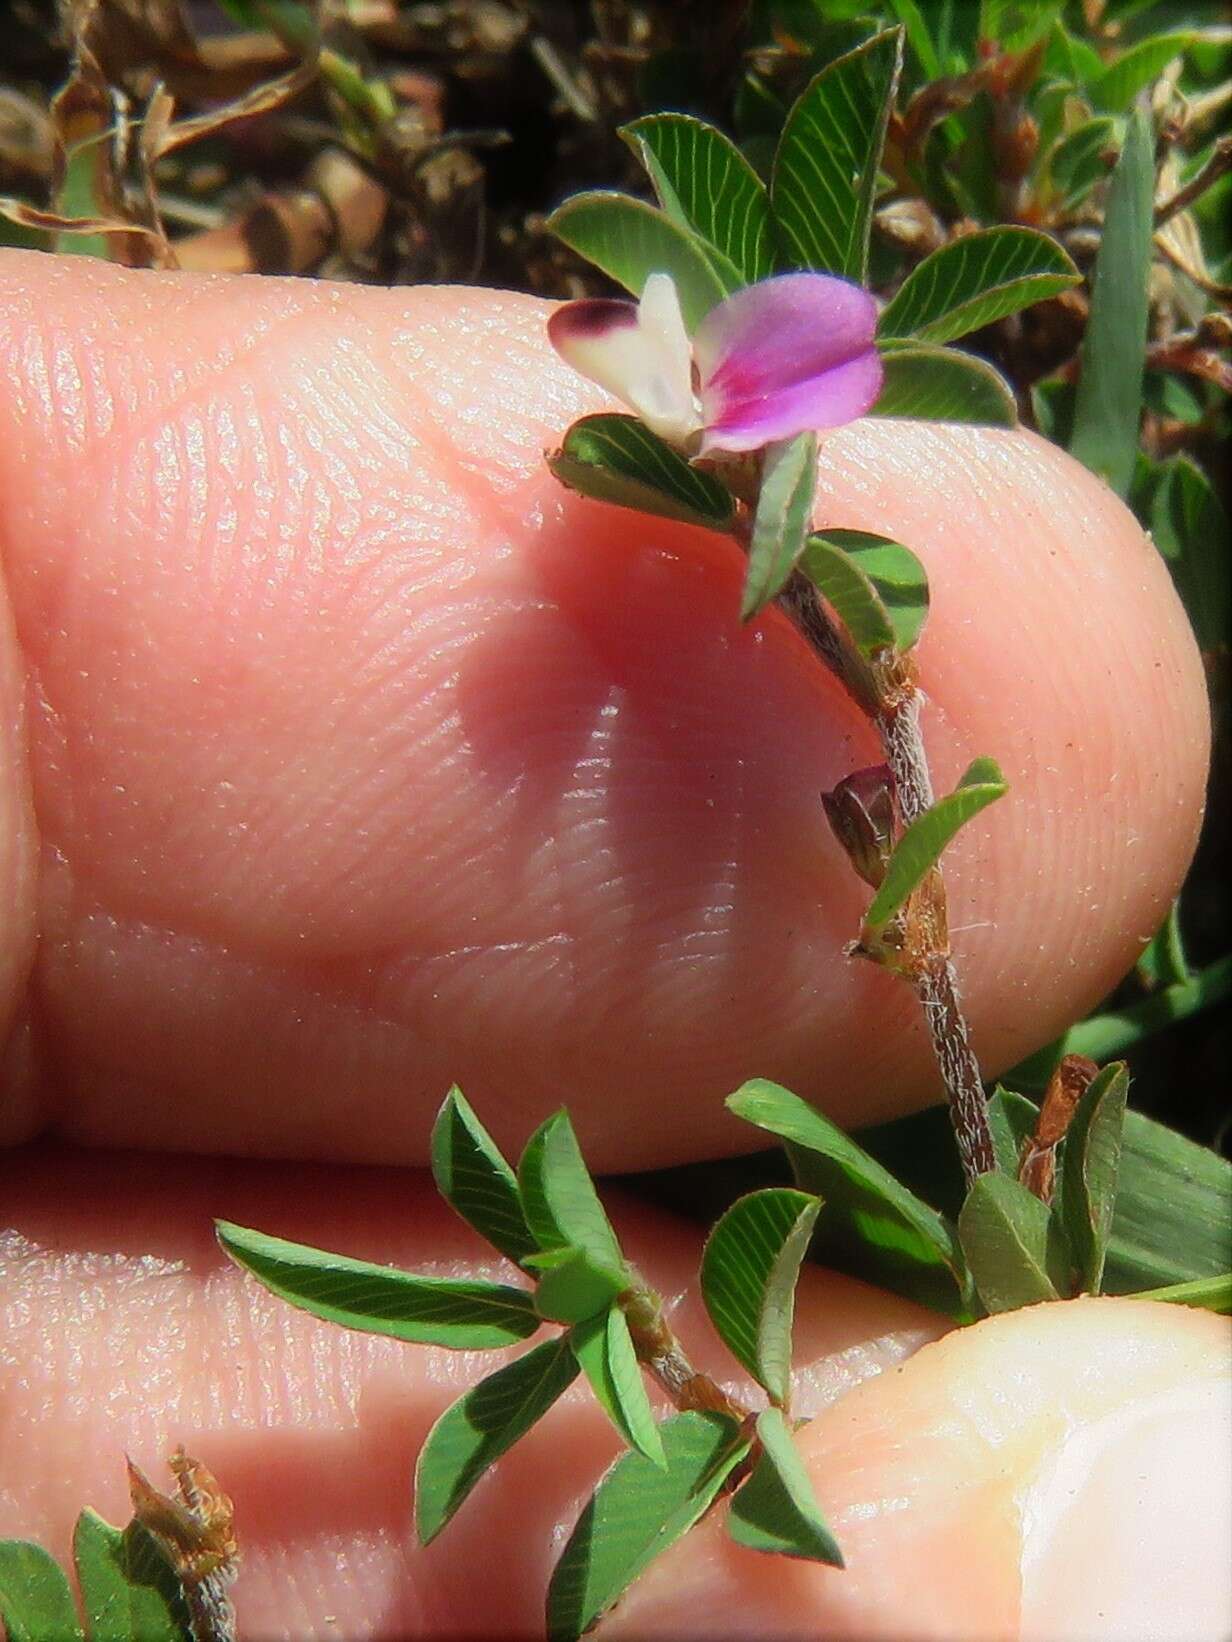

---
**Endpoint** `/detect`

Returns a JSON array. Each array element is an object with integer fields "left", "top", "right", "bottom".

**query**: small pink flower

[{"left": 548, "top": 271, "right": 883, "bottom": 455}]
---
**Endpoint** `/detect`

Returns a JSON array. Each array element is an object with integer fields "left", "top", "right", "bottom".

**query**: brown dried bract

[{"left": 1018, "top": 1053, "right": 1100, "bottom": 1203}]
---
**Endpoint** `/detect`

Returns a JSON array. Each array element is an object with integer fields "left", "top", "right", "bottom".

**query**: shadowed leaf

[
  {"left": 742, "top": 432, "right": 818, "bottom": 620},
  {"left": 431, "top": 1086, "right": 537, "bottom": 1267},
  {"left": 1058, "top": 1062, "right": 1130, "bottom": 1294},
  {"left": 1131, "top": 1273, "right": 1232, "bottom": 1314},
  {"left": 73, "top": 1511, "right": 192, "bottom": 1642},
  {"left": 549, "top": 415, "right": 735, "bottom": 533},
  {"left": 570, "top": 1306, "right": 666, "bottom": 1467},
  {"left": 532, "top": 1246, "right": 627, "bottom": 1325},
  {"left": 872, "top": 344, "right": 1018, "bottom": 425},
  {"left": 802, "top": 530, "right": 929, "bottom": 654},
  {"left": 518, "top": 1111, "right": 624, "bottom": 1269},
  {"left": 958, "top": 1173, "right": 1068, "bottom": 1313}
]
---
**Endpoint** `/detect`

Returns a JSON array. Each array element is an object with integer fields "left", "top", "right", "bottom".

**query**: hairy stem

[
  {"left": 623, "top": 1288, "right": 749, "bottom": 1423},
  {"left": 781, "top": 574, "right": 997, "bottom": 1186}
]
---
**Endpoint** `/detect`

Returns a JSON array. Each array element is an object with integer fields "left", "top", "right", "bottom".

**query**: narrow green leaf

[
  {"left": 570, "top": 1306, "right": 666, "bottom": 1467},
  {"left": 0, "top": 1541, "right": 83, "bottom": 1642},
  {"left": 878, "top": 227, "right": 1079, "bottom": 346},
  {"left": 1131, "top": 1273, "right": 1232, "bottom": 1314},
  {"left": 742, "top": 433, "right": 818, "bottom": 620},
  {"left": 1136, "top": 901, "right": 1189, "bottom": 991},
  {"left": 958, "top": 1173, "right": 1066, "bottom": 1313},
  {"left": 431, "top": 1085, "right": 537, "bottom": 1267},
  {"left": 986, "top": 1085, "right": 1038, "bottom": 1176},
  {"left": 888, "top": 0, "right": 941, "bottom": 78},
  {"left": 801, "top": 530, "right": 929, "bottom": 654},
  {"left": 415, "top": 1337, "right": 579, "bottom": 1544},
  {"left": 872, "top": 344, "right": 1019, "bottom": 426},
  {"left": 770, "top": 27, "right": 903, "bottom": 279},
  {"left": 728, "top": 1407, "right": 843, "bottom": 1565},
  {"left": 727, "top": 1081, "right": 969, "bottom": 1303},
  {"left": 1147, "top": 455, "right": 1232, "bottom": 651},
  {"left": 1092, "top": 33, "right": 1196, "bottom": 114},
  {"left": 533, "top": 1246, "right": 627, "bottom": 1325},
  {"left": 548, "top": 414, "right": 734, "bottom": 534},
  {"left": 546, "top": 193, "right": 731, "bottom": 329},
  {"left": 864, "top": 758, "right": 1008, "bottom": 934},
  {"left": 215, "top": 1221, "right": 539, "bottom": 1348},
  {"left": 518, "top": 1111, "right": 625, "bottom": 1269},
  {"left": 1059, "top": 1062, "right": 1130, "bottom": 1294},
  {"left": 981, "top": 0, "right": 1062, "bottom": 51},
  {"left": 73, "top": 1512, "right": 192, "bottom": 1642},
  {"left": 700, "top": 1188, "right": 820, "bottom": 1405},
  {"left": 546, "top": 1412, "right": 749, "bottom": 1642},
  {"left": 621, "top": 115, "right": 776, "bottom": 284},
  {"left": 1048, "top": 117, "right": 1119, "bottom": 212},
  {"left": 1068, "top": 103, "right": 1155, "bottom": 498}
]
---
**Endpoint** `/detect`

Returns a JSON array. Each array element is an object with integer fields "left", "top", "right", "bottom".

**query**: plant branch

[
  {"left": 622, "top": 1287, "right": 749, "bottom": 1423},
  {"left": 1155, "top": 135, "right": 1232, "bottom": 227},
  {"left": 780, "top": 574, "right": 997, "bottom": 1186}
]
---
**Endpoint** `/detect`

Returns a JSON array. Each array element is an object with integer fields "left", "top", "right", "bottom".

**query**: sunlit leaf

[
  {"left": 864, "top": 757, "right": 1008, "bottom": 934},
  {"left": 570, "top": 1306, "right": 666, "bottom": 1467},
  {"left": 958, "top": 1173, "right": 1068, "bottom": 1313},
  {"left": 871, "top": 344, "right": 1018, "bottom": 425},
  {"left": 532, "top": 1246, "right": 628, "bottom": 1325},
  {"left": 0, "top": 1541, "right": 83, "bottom": 1642},
  {"left": 742, "top": 432, "right": 818, "bottom": 620},
  {"left": 1068, "top": 103, "right": 1154, "bottom": 497},
  {"left": 1131, "top": 1273, "right": 1232, "bottom": 1314},
  {"left": 215, "top": 1221, "right": 539, "bottom": 1348},
  {"left": 621, "top": 115, "right": 776, "bottom": 284},
  {"left": 546, "top": 1412, "right": 749, "bottom": 1642},
  {"left": 546, "top": 193, "right": 731, "bottom": 329},
  {"left": 727, "top": 1081, "right": 969, "bottom": 1310},
  {"left": 415, "top": 1337, "right": 579, "bottom": 1545},
  {"left": 73, "top": 1512, "right": 192, "bottom": 1642},
  {"left": 802, "top": 530, "right": 929, "bottom": 654},
  {"left": 728, "top": 1407, "right": 843, "bottom": 1564},
  {"left": 1092, "top": 33, "right": 1196, "bottom": 114},
  {"left": 700, "top": 1188, "right": 821, "bottom": 1405},
  {"left": 431, "top": 1086, "right": 537, "bottom": 1267},
  {"left": 518, "top": 1110, "right": 625, "bottom": 1269},
  {"left": 771, "top": 27, "right": 903, "bottom": 280},
  {"left": 1058, "top": 1062, "right": 1130, "bottom": 1294},
  {"left": 548, "top": 414, "right": 735, "bottom": 533},
  {"left": 878, "top": 227, "right": 1079, "bottom": 346}
]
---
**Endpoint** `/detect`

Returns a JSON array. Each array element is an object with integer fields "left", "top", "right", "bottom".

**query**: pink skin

[
  {"left": 0, "top": 252, "right": 1223, "bottom": 1639},
  {"left": 0, "top": 251, "right": 1210, "bottom": 1171}
]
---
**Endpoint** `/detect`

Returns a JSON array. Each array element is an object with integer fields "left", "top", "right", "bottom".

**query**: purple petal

[
  {"left": 700, "top": 350, "right": 883, "bottom": 454},
  {"left": 695, "top": 272, "right": 882, "bottom": 452}
]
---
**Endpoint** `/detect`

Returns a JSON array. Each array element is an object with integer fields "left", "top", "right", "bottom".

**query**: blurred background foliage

[{"left": 1, "top": 0, "right": 1227, "bottom": 1184}]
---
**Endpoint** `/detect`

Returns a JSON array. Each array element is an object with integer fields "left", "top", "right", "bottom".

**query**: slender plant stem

[
  {"left": 1155, "top": 134, "right": 1232, "bottom": 227},
  {"left": 781, "top": 575, "right": 997, "bottom": 1186}
]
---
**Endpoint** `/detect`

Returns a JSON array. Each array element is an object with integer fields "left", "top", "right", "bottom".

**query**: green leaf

[
  {"left": 73, "top": 1513, "right": 192, "bottom": 1642},
  {"left": 728, "top": 1407, "right": 843, "bottom": 1564},
  {"left": 546, "top": 1411, "right": 749, "bottom": 1642},
  {"left": 1136, "top": 901, "right": 1189, "bottom": 991},
  {"left": 1148, "top": 455, "right": 1232, "bottom": 651},
  {"left": 1109, "top": 1107, "right": 1232, "bottom": 1292},
  {"left": 700, "top": 1188, "right": 820, "bottom": 1405},
  {"left": 871, "top": 344, "right": 1019, "bottom": 426},
  {"left": 0, "top": 1541, "right": 83, "bottom": 1642},
  {"left": 546, "top": 193, "right": 731, "bottom": 329},
  {"left": 980, "top": 0, "right": 1062, "bottom": 52},
  {"left": 570, "top": 1306, "right": 666, "bottom": 1467},
  {"left": 878, "top": 227, "right": 1079, "bottom": 346},
  {"left": 518, "top": 1110, "right": 625, "bottom": 1269},
  {"left": 533, "top": 1246, "right": 628, "bottom": 1325},
  {"left": 415, "top": 1336, "right": 580, "bottom": 1544},
  {"left": 864, "top": 757, "right": 1008, "bottom": 934},
  {"left": 431, "top": 1085, "right": 537, "bottom": 1268},
  {"left": 1092, "top": 33, "right": 1196, "bottom": 114},
  {"left": 727, "top": 1081, "right": 969, "bottom": 1307},
  {"left": 1058, "top": 1062, "right": 1129, "bottom": 1294},
  {"left": 1047, "top": 117, "right": 1119, "bottom": 211},
  {"left": 958, "top": 1172, "right": 1067, "bottom": 1313},
  {"left": 215, "top": 1221, "right": 540, "bottom": 1348},
  {"left": 888, "top": 0, "right": 941, "bottom": 78},
  {"left": 742, "top": 433, "right": 819, "bottom": 620},
  {"left": 621, "top": 115, "right": 776, "bottom": 284},
  {"left": 1068, "top": 103, "right": 1154, "bottom": 498},
  {"left": 770, "top": 27, "right": 904, "bottom": 280},
  {"left": 802, "top": 529, "right": 929, "bottom": 654},
  {"left": 548, "top": 414, "right": 735, "bottom": 534},
  {"left": 1131, "top": 1273, "right": 1232, "bottom": 1314},
  {"left": 986, "top": 1085, "right": 1038, "bottom": 1176}
]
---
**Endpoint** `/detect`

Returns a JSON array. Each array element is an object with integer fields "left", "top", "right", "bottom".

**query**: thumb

[{"left": 0, "top": 249, "right": 1209, "bottom": 1169}]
